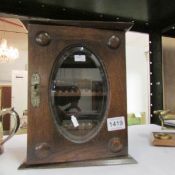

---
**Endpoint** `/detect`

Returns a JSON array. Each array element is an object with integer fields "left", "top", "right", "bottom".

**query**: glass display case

[{"left": 50, "top": 46, "right": 108, "bottom": 143}]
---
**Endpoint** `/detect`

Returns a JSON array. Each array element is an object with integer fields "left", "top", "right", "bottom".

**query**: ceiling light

[{"left": 0, "top": 38, "right": 19, "bottom": 63}]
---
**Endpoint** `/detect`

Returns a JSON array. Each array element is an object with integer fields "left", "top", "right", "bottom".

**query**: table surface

[{"left": 0, "top": 124, "right": 175, "bottom": 175}]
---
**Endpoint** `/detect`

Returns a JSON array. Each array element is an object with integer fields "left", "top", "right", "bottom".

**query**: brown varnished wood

[
  {"left": 29, "top": 20, "right": 133, "bottom": 31},
  {"left": 27, "top": 23, "right": 129, "bottom": 165},
  {"left": 1, "top": 86, "right": 11, "bottom": 132},
  {"left": 162, "top": 38, "right": 175, "bottom": 112},
  {"left": 152, "top": 132, "right": 175, "bottom": 147}
]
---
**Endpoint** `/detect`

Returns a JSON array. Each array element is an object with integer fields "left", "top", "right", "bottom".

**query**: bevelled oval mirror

[{"left": 50, "top": 46, "right": 108, "bottom": 143}]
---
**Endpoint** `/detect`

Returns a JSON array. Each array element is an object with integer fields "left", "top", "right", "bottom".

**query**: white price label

[
  {"left": 71, "top": 115, "right": 79, "bottom": 128},
  {"left": 74, "top": 55, "right": 86, "bottom": 62},
  {"left": 107, "top": 116, "right": 125, "bottom": 131}
]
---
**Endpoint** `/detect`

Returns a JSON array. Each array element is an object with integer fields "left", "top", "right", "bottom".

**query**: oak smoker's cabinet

[{"left": 26, "top": 22, "right": 133, "bottom": 167}]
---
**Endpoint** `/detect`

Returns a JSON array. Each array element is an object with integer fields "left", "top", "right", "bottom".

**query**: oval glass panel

[{"left": 50, "top": 46, "right": 108, "bottom": 143}]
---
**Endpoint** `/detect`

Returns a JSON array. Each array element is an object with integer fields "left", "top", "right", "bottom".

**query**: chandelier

[{"left": 0, "top": 38, "right": 19, "bottom": 63}]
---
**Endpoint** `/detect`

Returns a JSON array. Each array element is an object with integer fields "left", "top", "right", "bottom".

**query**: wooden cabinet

[{"left": 27, "top": 21, "right": 131, "bottom": 166}]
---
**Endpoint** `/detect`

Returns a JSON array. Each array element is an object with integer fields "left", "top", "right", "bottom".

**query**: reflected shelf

[{"left": 54, "top": 91, "right": 105, "bottom": 97}]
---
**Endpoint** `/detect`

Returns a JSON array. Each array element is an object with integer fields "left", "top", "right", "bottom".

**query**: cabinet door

[
  {"left": 1, "top": 86, "right": 11, "bottom": 132},
  {"left": 163, "top": 38, "right": 175, "bottom": 113},
  {"left": 28, "top": 23, "right": 127, "bottom": 165}
]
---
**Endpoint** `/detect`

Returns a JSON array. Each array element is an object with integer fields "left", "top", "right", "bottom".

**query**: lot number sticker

[
  {"left": 107, "top": 116, "right": 125, "bottom": 131},
  {"left": 74, "top": 55, "right": 86, "bottom": 62}
]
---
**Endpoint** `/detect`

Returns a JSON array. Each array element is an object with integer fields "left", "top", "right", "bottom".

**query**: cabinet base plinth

[{"left": 19, "top": 155, "right": 137, "bottom": 169}]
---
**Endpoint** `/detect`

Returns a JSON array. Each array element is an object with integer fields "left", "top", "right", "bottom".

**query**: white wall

[
  {"left": 126, "top": 32, "right": 150, "bottom": 123},
  {"left": 11, "top": 70, "right": 28, "bottom": 118},
  {"left": 0, "top": 31, "right": 28, "bottom": 84}
]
